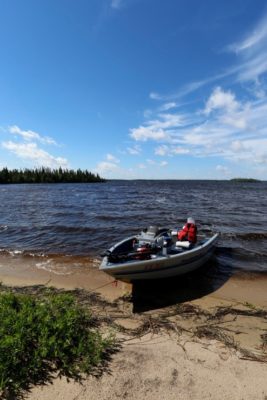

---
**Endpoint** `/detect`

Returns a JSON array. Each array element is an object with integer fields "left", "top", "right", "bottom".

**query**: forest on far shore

[{"left": 0, "top": 167, "right": 105, "bottom": 184}]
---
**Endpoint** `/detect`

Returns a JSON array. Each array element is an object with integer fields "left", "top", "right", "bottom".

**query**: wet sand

[
  {"left": 0, "top": 254, "right": 131, "bottom": 301},
  {"left": 0, "top": 255, "right": 267, "bottom": 400},
  {"left": 0, "top": 254, "right": 266, "bottom": 306}
]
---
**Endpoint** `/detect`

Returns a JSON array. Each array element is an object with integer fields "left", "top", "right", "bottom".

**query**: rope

[{"left": 81, "top": 279, "right": 119, "bottom": 293}]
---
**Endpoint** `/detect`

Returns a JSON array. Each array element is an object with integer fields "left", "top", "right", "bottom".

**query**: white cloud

[
  {"left": 130, "top": 126, "right": 168, "bottom": 141},
  {"left": 106, "top": 153, "right": 120, "bottom": 163},
  {"left": 203, "top": 87, "right": 249, "bottom": 130},
  {"left": 132, "top": 83, "right": 267, "bottom": 169},
  {"left": 127, "top": 14, "right": 267, "bottom": 178},
  {"left": 172, "top": 146, "right": 190, "bottom": 155},
  {"left": 2, "top": 141, "right": 68, "bottom": 168},
  {"left": 154, "top": 145, "right": 169, "bottom": 156},
  {"left": 159, "top": 102, "right": 177, "bottom": 111},
  {"left": 139, "top": 159, "right": 168, "bottom": 168},
  {"left": 154, "top": 144, "right": 189, "bottom": 156},
  {"left": 250, "top": 82, "right": 266, "bottom": 99},
  {"left": 147, "top": 14, "right": 267, "bottom": 106},
  {"left": 228, "top": 15, "right": 267, "bottom": 54},
  {"left": 130, "top": 112, "right": 185, "bottom": 142},
  {"left": 94, "top": 153, "right": 121, "bottom": 176},
  {"left": 8, "top": 125, "right": 57, "bottom": 145},
  {"left": 148, "top": 71, "right": 231, "bottom": 103},
  {"left": 160, "top": 161, "right": 168, "bottom": 167},
  {"left": 220, "top": 114, "right": 247, "bottom": 130},
  {"left": 149, "top": 92, "right": 162, "bottom": 100},
  {"left": 204, "top": 87, "right": 239, "bottom": 115},
  {"left": 127, "top": 144, "right": 142, "bottom": 155},
  {"left": 226, "top": 13, "right": 267, "bottom": 84},
  {"left": 156, "top": 113, "right": 184, "bottom": 128},
  {"left": 95, "top": 161, "right": 119, "bottom": 175}
]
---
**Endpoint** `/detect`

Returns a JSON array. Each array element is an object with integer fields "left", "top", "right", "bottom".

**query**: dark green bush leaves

[{"left": 0, "top": 292, "right": 114, "bottom": 398}]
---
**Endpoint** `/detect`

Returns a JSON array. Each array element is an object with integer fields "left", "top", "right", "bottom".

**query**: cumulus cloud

[
  {"left": 131, "top": 85, "right": 267, "bottom": 168},
  {"left": 94, "top": 153, "right": 121, "bottom": 176},
  {"left": 204, "top": 87, "right": 249, "bottom": 130},
  {"left": 2, "top": 141, "right": 68, "bottom": 168},
  {"left": 1, "top": 124, "right": 68, "bottom": 168},
  {"left": 130, "top": 126, "right": 168, "bottom": 141},
  {"left": 95, "top": 161, "right": 119, "bottom": 175},
  {"left": 130, "top": 113, "right": 185, "bottom": 142},
  {"left": 203, "top": 87, "right": 248, "bottom": 130},
  {"left": 128, "top": 14, "right": 267, "bottom": 176},
  {"left": 8, "top": 125, "right": 57, "bottom": 145},
  {"left": 204, "top": 87, "right": 239, "bottom": 115}
]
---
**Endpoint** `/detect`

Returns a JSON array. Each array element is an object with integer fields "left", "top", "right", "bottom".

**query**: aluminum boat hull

[{"left": 100, "top": 233, "right": 219, "bottom": 282}]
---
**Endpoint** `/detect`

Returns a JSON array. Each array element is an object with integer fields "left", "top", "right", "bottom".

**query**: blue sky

[{"left": 1, "top": 0, "right": 267, "bottom": 179}]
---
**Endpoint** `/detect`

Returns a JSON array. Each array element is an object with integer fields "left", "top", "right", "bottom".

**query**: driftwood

[{"left": 0, "top": 284, "right": 266, "bottom": 363}]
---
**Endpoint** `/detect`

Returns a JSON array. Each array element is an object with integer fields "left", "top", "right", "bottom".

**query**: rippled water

[{"left": 0, "top": 180, "right": 266, "bottom": 277}]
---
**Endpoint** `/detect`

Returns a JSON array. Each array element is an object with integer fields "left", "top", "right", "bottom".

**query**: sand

[
  {"left": 0, "top": 256, "right": 267, "bottom": 400},
  {"left": 27, "top": 334, "right": 267, "bottom": 400}
]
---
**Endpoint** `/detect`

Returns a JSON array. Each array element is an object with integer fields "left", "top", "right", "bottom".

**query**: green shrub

[{"left": 0, "top": 292, "right": 114, "bottom": 398}]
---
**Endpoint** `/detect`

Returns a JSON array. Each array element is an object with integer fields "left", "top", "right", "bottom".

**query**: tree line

[{"left": 0, "top": 167, "right": 105, "bottom": 184}]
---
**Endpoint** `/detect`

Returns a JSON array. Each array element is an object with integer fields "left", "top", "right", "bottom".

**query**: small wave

[
  {"left": 0, "top": 225, "right": 8, "bottom": 232},
  {"left": 155, "top": 197, "right": 166, "bottom": 204},
  {"left": 216, "top": 245, "right": 267, "bottom": 273},
  {"left": 50, "top": 225, "right": 98, "bottom": 234},
  {"left": 0, "top": 248, "right": 23, "bottom": 256},
  {"left": 216, "top": 245, "right": 267, "bottom": 259},
  {"left": 35, "top": 260, "right": 73, "bottom": 275},
  {"left": 221, "top": 232, "right": 267, "bottom": 241},
  {"left": 96, "top": 214, "right": 127, "bottom": 221},
  {"left": 9, "top": 249, "right": 23, "bottom": 256},
  {"left": 0, "top": 248, "right": 47, "bottom": 258}
]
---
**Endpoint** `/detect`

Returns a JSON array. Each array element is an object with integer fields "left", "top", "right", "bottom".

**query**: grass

[{"left": 0, "top": 290, "right": 115, "bottom": 399}]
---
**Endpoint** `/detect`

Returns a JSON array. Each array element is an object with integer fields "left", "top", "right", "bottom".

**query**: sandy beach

[{"left": 0, "top": 256, "right": 267, "bottom": 400}]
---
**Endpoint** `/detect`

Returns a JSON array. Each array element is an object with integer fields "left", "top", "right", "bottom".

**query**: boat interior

[{"left": 105, "top": 226, "right": 209, "bottom": 264}]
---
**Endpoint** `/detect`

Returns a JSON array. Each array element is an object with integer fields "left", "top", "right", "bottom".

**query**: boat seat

[{"left": 175, "top": 241, "right": 191, "bottom": 249}]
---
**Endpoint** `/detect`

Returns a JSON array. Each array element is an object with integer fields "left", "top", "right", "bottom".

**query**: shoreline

[{"left": 0, "top": 254, "right": 266, "bottom": 307}]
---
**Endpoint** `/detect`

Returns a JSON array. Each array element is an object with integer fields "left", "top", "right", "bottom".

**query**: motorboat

[{"left": 100, "top": 225, "right": 219, "bottom": 282}]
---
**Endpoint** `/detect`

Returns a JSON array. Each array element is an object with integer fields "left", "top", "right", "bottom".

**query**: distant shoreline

[
  {"left": 0, "top": 167, "right": 105, "bottom": 184},
  {"left": 230, "top": 178, "right": 261, "bottom": 182}
]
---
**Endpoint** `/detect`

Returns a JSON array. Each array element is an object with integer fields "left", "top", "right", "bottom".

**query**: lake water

[{"left": 0, "top": 180, "right": 266, "bottom": 278}]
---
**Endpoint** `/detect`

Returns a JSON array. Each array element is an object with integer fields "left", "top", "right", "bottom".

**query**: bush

[{"left": 0, "top": 291, "right": 114, "bottom": 398}]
